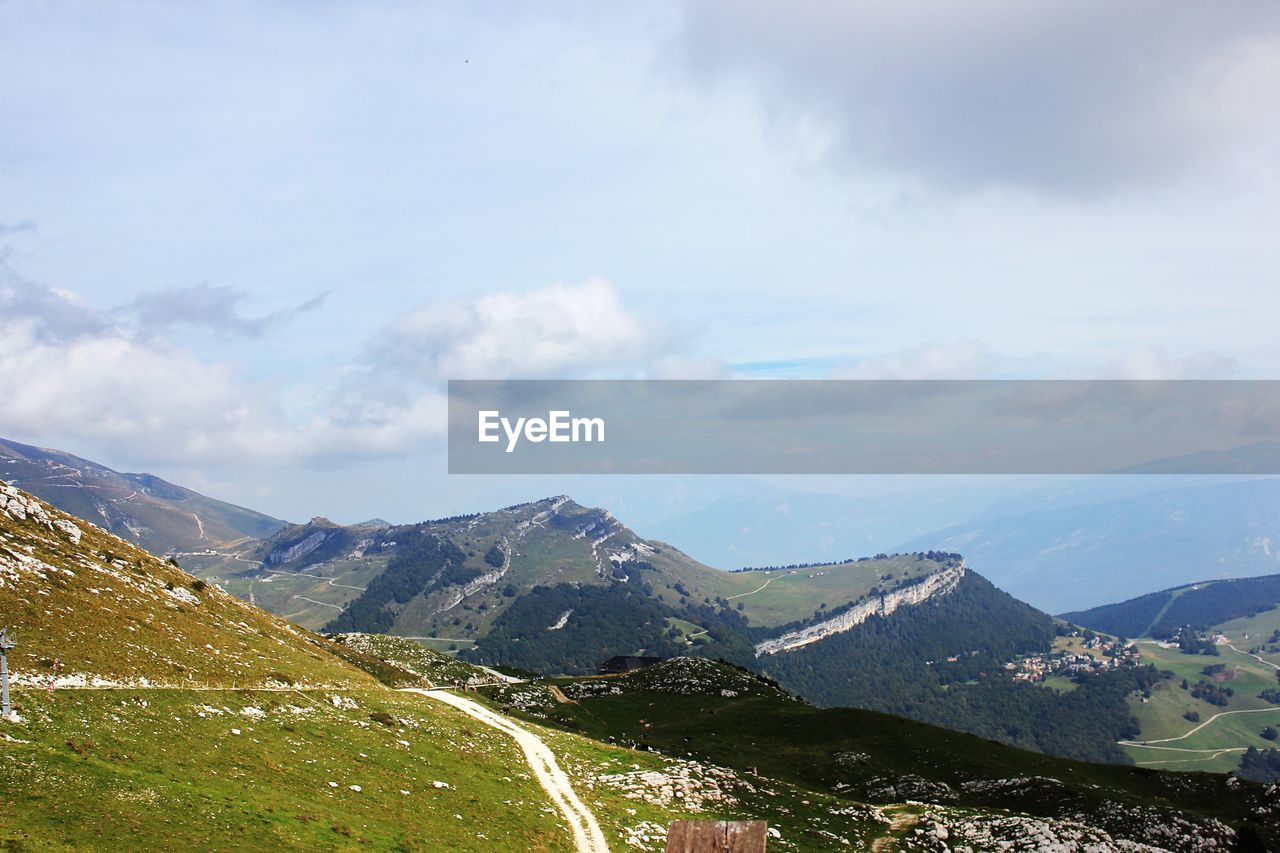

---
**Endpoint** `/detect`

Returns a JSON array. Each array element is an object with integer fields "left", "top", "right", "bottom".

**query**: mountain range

[
  {"left": 0, "top": 437, "right": 285, "bottom": 555},
  {"left": 6, "top": 437, "right": 1280, "bottom": 772},
  {"left": 2, "top": 480, "right": 1277, "bottom": 850}
]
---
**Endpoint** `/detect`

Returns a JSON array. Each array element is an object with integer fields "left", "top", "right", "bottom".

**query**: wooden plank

[{"left": 664, "top": 820, "right": 768, "bottom": 852}]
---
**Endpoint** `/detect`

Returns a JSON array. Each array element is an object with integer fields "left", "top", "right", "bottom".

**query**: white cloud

[
  {"left": 678, "top": 1, "right": 1280, "bottom": 194},
  {"left": 1092, "top": 348, "right": 1239, "bottom": 381},
  {"left": 373, "top": 277, "right": 668, "bottom": 380},
  {"left": 0, "top": 272, "right": 688, "bottom": 467}
]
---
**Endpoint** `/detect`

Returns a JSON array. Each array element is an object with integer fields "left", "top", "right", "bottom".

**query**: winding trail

[
  {"left": 266, "top": 569, "right": 366, "bottom": 592},
  {"left": 1120, "top": 707, "right": 1280, "bottom": 746},
  {"left": 400, "top": 688, "right": 608, "bottom": 853},
  {"left": 726, "top": 575, "right": 777, "bottom": 600},
  {"left": 293, "top": 595, "right": 343, "bottom": 612},
  {"left": 1228, "top": 643, "right": 1280, "bottom": 672}
]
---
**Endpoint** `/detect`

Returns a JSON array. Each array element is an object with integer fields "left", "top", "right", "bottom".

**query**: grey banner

[{"left": 448, "top": 379, "right": 1280, "bottom": 474}]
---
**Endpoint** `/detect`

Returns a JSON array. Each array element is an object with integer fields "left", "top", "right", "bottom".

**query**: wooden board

[{"left": 664, "top": 820, "right": 768, "bottom": 852}]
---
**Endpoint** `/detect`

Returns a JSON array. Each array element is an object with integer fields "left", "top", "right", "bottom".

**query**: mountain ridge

[{"left": 0, "top": 436, "right": 286, "bottom": 556}]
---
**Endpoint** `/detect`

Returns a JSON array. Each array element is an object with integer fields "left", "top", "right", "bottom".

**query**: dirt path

[
  {"left": 266, "top": 569, "right": 366, "bottom": 592},
  {"left": 400, "top": 688, "right": 608, "bottom": 853},
  {"left": 726, "top": 575, "right": 777, "bottom": 600},
  {"left": 548, "top": 685, "right": 575, "bottom": 704},
  {"left": 1134, "top": 747, "right": 1246, "bottom": 766},
  {"left": 293, "top": 595, "right": 343, "bottom": 612},
  {"left": 1227, "top": 643, "right": 1280, "bottom": 672},
  {"left": 1120, "top": 706, "right": 1280, "bottom": 745},
  {"left": 870, "top": 805, "right": 920, "bottom": 851}
]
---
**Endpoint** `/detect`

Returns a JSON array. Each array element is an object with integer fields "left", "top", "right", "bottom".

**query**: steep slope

[
  {"left": 1, "top": 483, "right": 911, "bottom": 851},
  {"left": 482, "top": 658, "right": 1280, "bottom": 851},
  {"left": 0, "top": 482, "right": 363, "bottom": 688},
  {"left": 749, "top": 571, "right": 1164, "bottom": 764},
  {"left": 0, "top": 436, "right": 285, "bottom": 555}
]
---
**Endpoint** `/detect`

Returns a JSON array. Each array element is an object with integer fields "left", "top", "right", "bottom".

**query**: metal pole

[{"left": 0, "top": 629, "right": 13, "bottom": 717}]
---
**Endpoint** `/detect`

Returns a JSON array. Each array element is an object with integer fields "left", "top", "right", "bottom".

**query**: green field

[
  {"left": 0, "top": 688, "right": 574, "bottom": 851},
  {"left": 197, "top": 555, "right": 389, "bottom": 631},
  {"left": 1218, "top": 607, "right": 1280, "bottom": 668},
  {"left": 1125, "top": 640, "right": 1280, "bottom": 772},
  {"left": 662, "top": 555, "right": 937, "bottom": 628}
]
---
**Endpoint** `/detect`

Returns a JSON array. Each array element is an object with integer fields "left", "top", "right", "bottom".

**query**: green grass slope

[
  {"left": 0, "top": 482, "right": 366, "bottom": 688},
  {"left": 1, "top": 687, "right": 577, "bottom": 851},
  {"left": 482, "top": 658, "right": 1280, "bottom": 851},
  {"left": 1, "top": 482, "right": 1054, "bottom": 851},
  {"left": 1124, "top": 639, "right": 1280, "bottom": 774}
]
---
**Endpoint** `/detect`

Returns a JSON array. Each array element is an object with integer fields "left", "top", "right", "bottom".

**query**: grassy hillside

[
  {"left": 480, "top": 658, "right": 1280, "bottom": 851},
  {"left": 330, "top": 633, "right": 495, "bottom": 687},
  {"left": 1123, "top": 637, "right": 1280, "bottom": 774},
  {"left": 0, "top": 436, "right": 285, "bottom": 555},
  {"left": 0, "top": 482, "right": 365, "bottom": 688},
  {"left": 2, "top": 687, "right": 578, "bottom": 851},
  {"left": 0, "top": 484, "right": 910, "bottom": 850}
]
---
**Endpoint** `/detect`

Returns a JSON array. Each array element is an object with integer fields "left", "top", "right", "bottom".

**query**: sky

[{"left": 2, "top": 1, "right": 1279, "bottom": 526}]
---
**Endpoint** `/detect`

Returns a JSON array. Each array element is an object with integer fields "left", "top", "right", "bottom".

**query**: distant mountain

[
  {"left": 1063, "top": 572, "right": 1280, "bottom": 638},
  {"left": 15, "top": 441, "right": 1265, "bottom": 768},
  {"left": 179, "top": 492, "right": 1162, "bottom": 762},
  {"left": 11, "top": 480, "right": 1274, "bottom": 851},
  {"left": 899, "top": 476, "right": 1280, "bottom": 612},
  {"left": 1115, "top": 441, "right": 1280, "bottom": 475},
  {"left": 0, "top": 436, "right": 285, "bottom": 555},
  {"left": 308, "top": 495, "right": 951, "bottom": 663}
]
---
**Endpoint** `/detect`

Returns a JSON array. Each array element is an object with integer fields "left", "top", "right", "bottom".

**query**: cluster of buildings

[{"left": 1005, "top": 637, "right": 1141, "bottom": 683}]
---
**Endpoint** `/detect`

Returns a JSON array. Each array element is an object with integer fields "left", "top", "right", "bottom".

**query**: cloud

[
  {"left": 0, "top": 267, "right": 110, "bottom": 342},
  {"left": 0, "top": 265, "right": 433, "bottom": 466},
  {"left": 371, "top": 277, "right": 668, "bottom": 380},
  {"left": 1092, "top": 348, "right": 1239, "bottom": 380},
  {"left": 0, "top": 220, "right": 37, "bottom": 236},
  {"left": 120, "top": 283, "right": 327, "bottom": 337},
  {"left": 678, "top": 1, "right": 1280, "bottom": 194},
  {"left": 0, "top": 270, "right": 686, "bottom": 468}
]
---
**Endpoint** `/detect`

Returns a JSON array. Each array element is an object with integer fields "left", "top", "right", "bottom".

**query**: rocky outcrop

[
  {"left": 754, "top": 562, "right": 966, "bottom": 656},
  {"left": 266, "top": 529, "right": 330, "bottom": 565}
]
